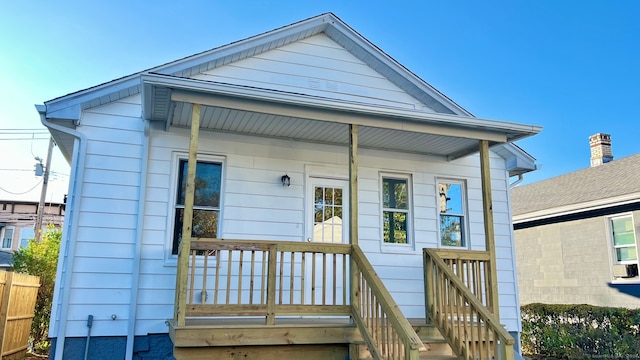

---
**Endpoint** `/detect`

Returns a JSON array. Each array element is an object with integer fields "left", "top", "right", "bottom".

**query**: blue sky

[{"left": 1, "top": 1, "right": 639, "bottom": 202}]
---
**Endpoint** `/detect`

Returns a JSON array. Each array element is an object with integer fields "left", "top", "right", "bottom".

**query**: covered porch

[{"left": 142, "top": 74, "right": 540, "bottom": 359}]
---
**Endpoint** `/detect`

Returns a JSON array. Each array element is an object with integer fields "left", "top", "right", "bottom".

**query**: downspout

[
  {"left": 37, "top": 105, "right": 88, "bottom": 360},
  {"left": 125, "top": 120, "right": 150, "bottom": 359},
  {"left": 509, "top": 174, "right": 524, "bottom": 189},
  {"left": 506, "top": 170, "right": 524, "bottom": 356}
]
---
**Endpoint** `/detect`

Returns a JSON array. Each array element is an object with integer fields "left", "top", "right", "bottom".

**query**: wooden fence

[{"left": 0, "top": 271, "right": 40, "bottom": 360}]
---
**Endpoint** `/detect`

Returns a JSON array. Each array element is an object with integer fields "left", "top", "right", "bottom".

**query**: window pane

[
  {"left": 383, "top": 178, "right": 407, "bottom": 209},
  {"left": 440, "top": 215, "right": 464, "bottom": 247},
  {"left": 2, "top": 228, "right": 13, "bottom": 248},
  {"left": 172, "top": 209, "right": 219, "bottom": 254},
  {"left": 612, "top": 218, "right": 635, "bottom": 245},
  {"left": 616, "top": 247, "right": 638, "bottom": 262},
  {"left": 383, "top": 211, "right": 407, "bottom": 244},
  {"left": 20, "top": 227, "right": 35, "bottom": 248},
  {"left": 439, "top": 183, "right": 463, "bottom": 214},
  {"left": 177, "top": 160, "right": 222, "bottom": 207}
]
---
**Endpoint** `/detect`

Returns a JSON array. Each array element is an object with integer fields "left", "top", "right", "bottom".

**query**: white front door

[{"left": 307, "top": 178, "right": 349, "bottom": 243}]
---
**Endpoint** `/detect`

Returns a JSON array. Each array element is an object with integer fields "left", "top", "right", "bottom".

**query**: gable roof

[
  {"left": 512, "top": 153, "right": 640, "bottom": 222},
  {"left": 43, "top": 13, "right": 469, "bottom": 122},
  {"left": 38, "top": 12, "right": 540, "bottom": 165}
]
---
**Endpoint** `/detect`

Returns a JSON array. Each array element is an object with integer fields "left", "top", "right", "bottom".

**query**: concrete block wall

[{"left": 514, "top": 213, "right": 640, "bottom": 308}]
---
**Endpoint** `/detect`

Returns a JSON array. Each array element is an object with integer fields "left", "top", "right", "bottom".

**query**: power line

[
  {"left": 0, "top": 128, "right": 48, "bottom": 131},
  {"left": 0, "top": 179, "right": 43, "bottom": 195},
  {"left": 0, "top": 137, "right": 50, "bottom": 141}
]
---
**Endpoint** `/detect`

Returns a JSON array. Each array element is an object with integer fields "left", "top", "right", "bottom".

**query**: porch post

[
  {"left": 349, "top": 124, "right": 359, "bottom": 246},
  {"left": 349, "top": 124, "right": 360, "bottom": 313},
  {"left": 479, "top": 139, "right": 500, "bottom": 318},
  {"left": 175, "top": 103, "right": 201, "bottom": 326}
]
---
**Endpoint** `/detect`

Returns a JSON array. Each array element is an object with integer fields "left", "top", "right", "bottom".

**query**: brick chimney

[{"left": 589, "top": 133, "right": 613, "bottom": 167}]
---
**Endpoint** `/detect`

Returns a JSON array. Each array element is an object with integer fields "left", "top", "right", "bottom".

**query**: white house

[{"left": 38, "top": 13, "right": 540, "bottom": 360}]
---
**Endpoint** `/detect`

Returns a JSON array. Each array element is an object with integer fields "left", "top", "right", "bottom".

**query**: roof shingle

[{"left": 512, "top": 153, "right": 640, "bottom": 217}]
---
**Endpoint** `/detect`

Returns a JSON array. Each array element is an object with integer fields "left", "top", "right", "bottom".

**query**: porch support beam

[
  {"left": 175, "top": 103, "right": 201, "bottom": 326},
  {"left": 349, "top": 124, "right": 360, "bottom": 312},
  {"left": 170, "top": 90, "right": 508, "bottom": 143},
  {"left": 479, "top": 139, "right": 500, "bottom": 319}
]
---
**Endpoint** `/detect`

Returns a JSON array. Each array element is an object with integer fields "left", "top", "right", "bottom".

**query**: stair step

[{"left": 419, "top": 355, "right": 461, "bottom": 360}]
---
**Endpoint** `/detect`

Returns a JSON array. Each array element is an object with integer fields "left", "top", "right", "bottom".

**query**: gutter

[
  {"left": 37, "top": 104, "right": 87, "bottom": 360},
  {"left": 125, "top": 120, "right": 150, "bottom": 359}
]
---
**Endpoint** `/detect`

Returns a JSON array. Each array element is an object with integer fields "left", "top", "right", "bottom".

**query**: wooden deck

[{"left": 169, "top": 318, "right": 459, "bottom": 360}]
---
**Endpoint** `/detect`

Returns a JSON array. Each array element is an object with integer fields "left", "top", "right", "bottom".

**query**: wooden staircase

[{"left": 356, "top": 321, "right": 461, "bottom": 360}]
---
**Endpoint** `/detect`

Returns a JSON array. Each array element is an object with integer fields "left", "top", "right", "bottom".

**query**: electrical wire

[
  {"left": 0, "top": 179, "right": 43, "bottom": 195},
  {"left": 0, "top": 137, "right": 50, "bottom": 141}
]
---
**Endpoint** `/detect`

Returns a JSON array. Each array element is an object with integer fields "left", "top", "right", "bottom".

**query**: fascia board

[
  {"left": 143, "top": 73, "right": 540, "bottom": 141},
  {"left": 44, "top": 76, "right": 140, "bottom": 119},
  {"left": 513, "top": 192, "right": 640, "bottom": 224},
  {"left": 326, "top": 18, "right": 471, "bottom": 117},
  {"left": 152, "top": 15, "right": 330, "bottom": 76}
]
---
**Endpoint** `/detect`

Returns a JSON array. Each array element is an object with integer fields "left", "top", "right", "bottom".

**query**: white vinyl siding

[
  {"left": 49, "top": 95, "right": 143, "bottom": 337},
  {"left": 193, "top": 34, "right": 429, "bottom": 112}
]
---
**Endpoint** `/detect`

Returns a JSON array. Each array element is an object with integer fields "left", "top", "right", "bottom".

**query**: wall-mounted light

[{"left": 281, "top": 174, "right": 291, "bottom": 187}]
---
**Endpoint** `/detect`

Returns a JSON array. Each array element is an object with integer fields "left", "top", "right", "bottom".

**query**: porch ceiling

[
  {"left": 170, "top": 101, "right": 479, "bottom": 158},
  {"left": 142, "top": 74, "right": 541, "bottom": 160}
]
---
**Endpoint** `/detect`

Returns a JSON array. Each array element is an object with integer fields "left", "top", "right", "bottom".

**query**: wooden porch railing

[
  {"left": 430, "top": 249, "right": 494, "bottom": 313},
  {"left": 424, "top": 249, "right": 515, "bottom": 360},
  {"left": 177, "top": 239, "right": 423, "bottom": 360},
  {"left": 185, "top": 239, "right": 351, "bottom": 324},
  {"left": 351, "top": 245, "right": 423, "bottom": 360}
]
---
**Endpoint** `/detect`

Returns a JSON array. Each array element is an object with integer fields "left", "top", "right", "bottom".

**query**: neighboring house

[
  {"left": 0, "top": 200, "right": 65, "bottom": 251},
  {"left": 513, "top": 133, "right": 640, "bottom": 308},
  {"left": 0, "top": 250, "right": 12, "bottom": 270},
  {"left": 38, "top": 13, "right": 540, "bottom": 360}
]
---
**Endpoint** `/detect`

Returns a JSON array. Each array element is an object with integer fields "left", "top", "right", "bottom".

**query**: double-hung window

[
  {"left": 610, "top": 215, "right": 638, "bottom": 266},
  {"left": 172, "top": 159, "right": 222, "bottom": 255},
  {"left": 438, "top": 180, "right": 467, "bottom": 248},
  {"left": 1, "top": 227, "right": 14, "bottom": 249},
  {"left": 381, "top": 176, "right": 410, "bottom": 244}
]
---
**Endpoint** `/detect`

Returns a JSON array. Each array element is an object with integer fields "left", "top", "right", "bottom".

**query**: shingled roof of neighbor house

[{"left": 512, "top": 153, "right": 640, "bottom": 218}]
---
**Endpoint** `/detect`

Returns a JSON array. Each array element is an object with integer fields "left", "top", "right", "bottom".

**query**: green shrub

[
  {"left": 521, "top": 303, "right": 640, "bottom": 359},
  {"left": 12, "top": 225, "right": 61, "bottom": 354}
]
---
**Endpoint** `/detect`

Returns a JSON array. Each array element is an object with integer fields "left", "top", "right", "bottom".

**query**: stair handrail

[
  {"left": 424, "top": 248, "right": 515, "bottom": 360},
  {"left": 351, "top": 245, "right": 423, "bottom": 360}
]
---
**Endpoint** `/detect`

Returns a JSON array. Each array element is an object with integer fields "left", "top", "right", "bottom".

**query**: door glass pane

[{"left": 312, "top": 185, "right": 344, "bottom": 243}]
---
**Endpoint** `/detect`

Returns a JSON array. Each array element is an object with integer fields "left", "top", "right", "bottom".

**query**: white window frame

[
  {"left": 166, "top": 153, "right": 225, "bottom": 262},
  {"left": 1, "top": 226, "right": 15, "bottom": 249},
  {"left": 380, "top": 173, "right": 413, "bottom": 250},
  {"left": 608, "top": 214, "right": 639, "bottom": 279},
  {"left": 436, "top": 178, "right": 469, "bottom": 249}
]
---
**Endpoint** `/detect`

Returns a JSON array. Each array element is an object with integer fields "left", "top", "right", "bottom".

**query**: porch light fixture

[{"left": 281, "top": 174, "right": 291, "bottom": 187}]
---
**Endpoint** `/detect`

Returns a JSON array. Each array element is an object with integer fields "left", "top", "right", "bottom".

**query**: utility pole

[{"left": 35, "top": 136, "right": 54, "bottom": 242}]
